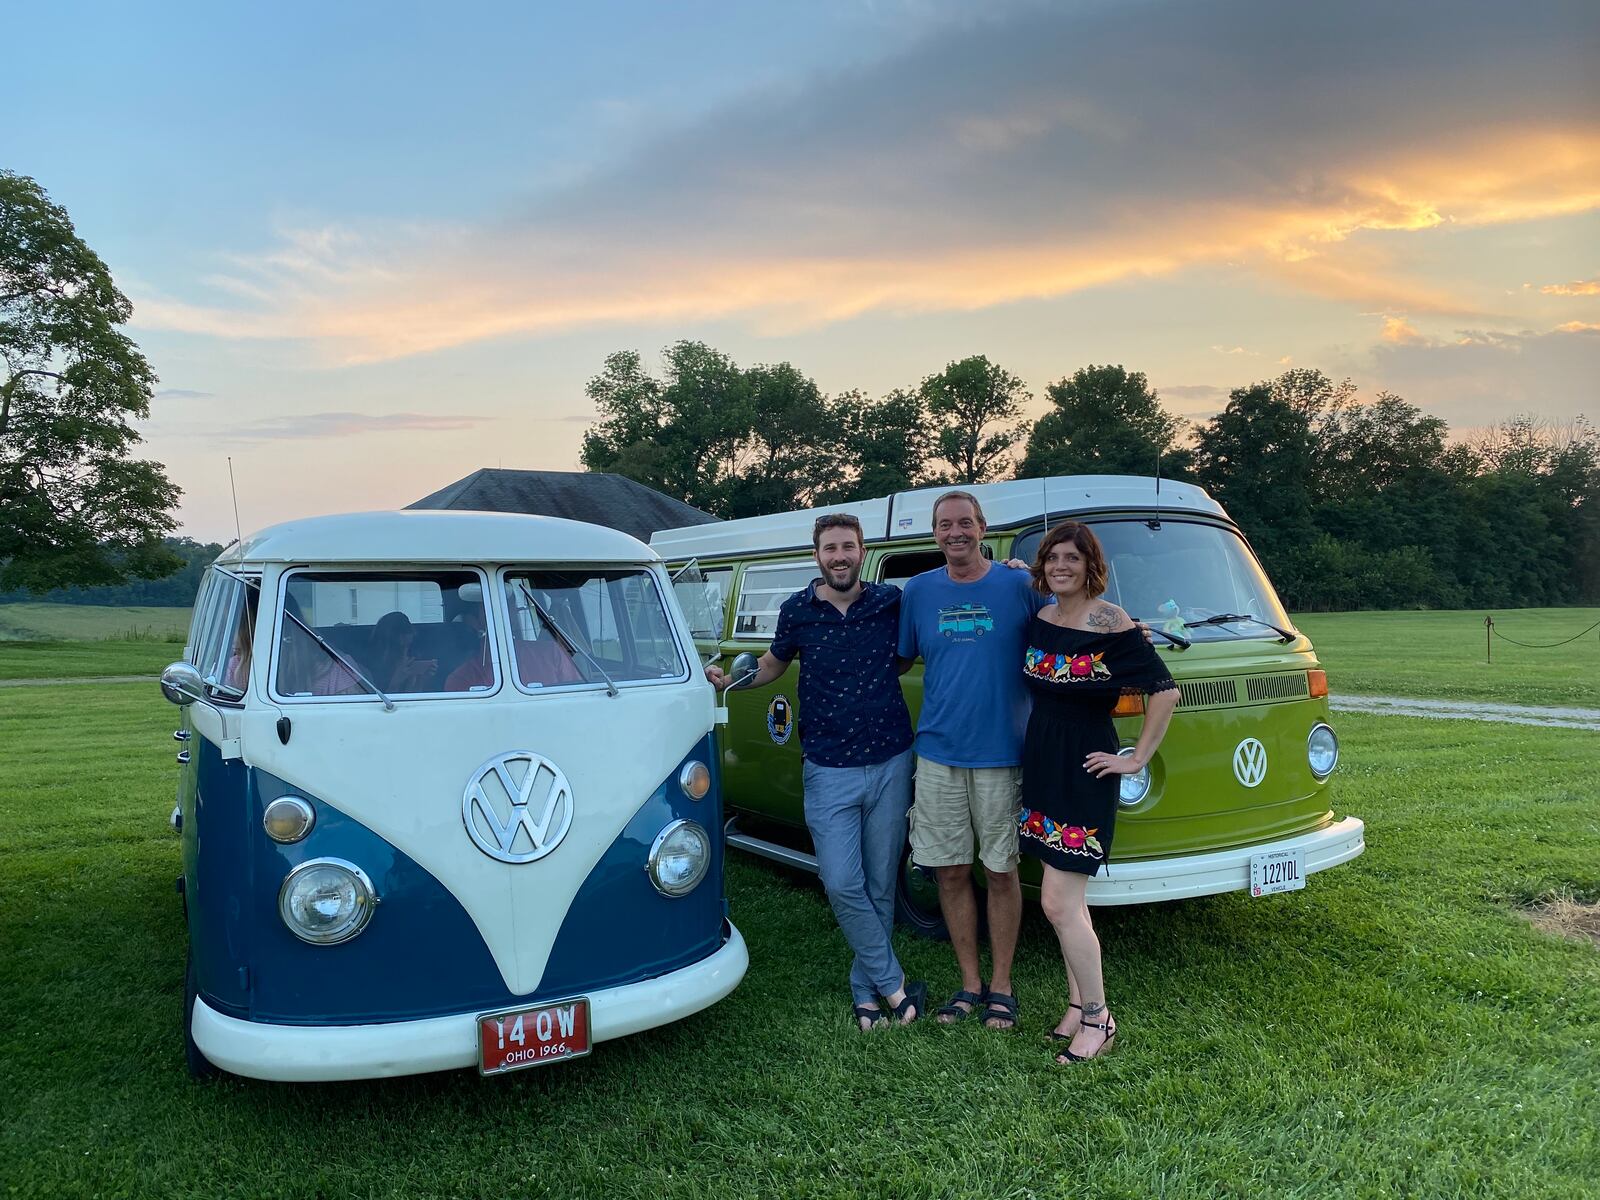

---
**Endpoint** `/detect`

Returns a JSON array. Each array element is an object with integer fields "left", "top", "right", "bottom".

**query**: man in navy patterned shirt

[{"left": 707, "top": 513, "right": 925, "bottom": 1030}]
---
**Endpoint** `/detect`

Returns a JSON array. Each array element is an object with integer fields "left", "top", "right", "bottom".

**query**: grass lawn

[
  {"left": 1295, "top": 607, "right": 1600, "bottom": 708},
  {"left": 0, "top": 640, "right": 183, "bottom": 681},
  {"left": 0, "top": 603, "right": 191, "bottom": 643},
  {"left": 1, "top": 652, "right": 1596, "bottom": 1197}
]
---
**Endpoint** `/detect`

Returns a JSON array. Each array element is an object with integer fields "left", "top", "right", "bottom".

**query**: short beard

[{"left": 822, "top": 564, "right": 861, "bottom": 593}]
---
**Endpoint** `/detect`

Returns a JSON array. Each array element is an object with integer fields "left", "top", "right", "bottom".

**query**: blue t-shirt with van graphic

[{"left": 898, "top": 563, "right": 1047, "bottom": 768}]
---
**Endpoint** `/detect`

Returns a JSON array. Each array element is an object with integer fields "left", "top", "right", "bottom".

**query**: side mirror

[
  {"left": 727, "top": 652, "right": 760, "bottom": 691},
  {"left": 159, "top": 661, "right": 206, "bottom": 707}
]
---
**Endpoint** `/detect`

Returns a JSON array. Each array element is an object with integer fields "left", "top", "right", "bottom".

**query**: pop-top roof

[
  {"left": 649, "top": 475, "right": 1225, "bottom": 560},
  {"left": 217, "top": 510, "right": 657, "bottom": 566}
]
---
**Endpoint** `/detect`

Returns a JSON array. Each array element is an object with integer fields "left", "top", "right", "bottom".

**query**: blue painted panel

[
  {"left": 231, "top": 734, "right": 727, "bottom": 1025},
  {"left": 186, "top": 737, "right": 253, "bottom": 1016}
]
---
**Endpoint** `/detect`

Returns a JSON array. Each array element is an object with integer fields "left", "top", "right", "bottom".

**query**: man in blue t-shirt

[
  {"left": 708, "top": 513, "right": 925, "bottom": 1031},
  {"left": 898, "top": 490, "right": 1047, "bottom": 1030}
]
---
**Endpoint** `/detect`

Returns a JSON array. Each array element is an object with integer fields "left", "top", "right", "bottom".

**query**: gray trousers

[{"left": 801, "top": 747, "right": 914, "bottom": 1004}]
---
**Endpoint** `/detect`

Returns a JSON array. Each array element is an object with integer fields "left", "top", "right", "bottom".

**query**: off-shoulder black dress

[{"left": 1018, "top": 616, "right": 1177, "bottom": 876}]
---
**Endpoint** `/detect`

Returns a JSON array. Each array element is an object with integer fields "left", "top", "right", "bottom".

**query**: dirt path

[
  {"left": 1331, "top": 694, "right": 1600, "bottom": 731},
  {"left": 0, "top": 674, "right": 159, "bottom": 688}
]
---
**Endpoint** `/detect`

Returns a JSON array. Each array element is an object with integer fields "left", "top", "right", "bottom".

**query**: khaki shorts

[{"left": 909, "top": 757, "right": 1021, "bottom": 874}]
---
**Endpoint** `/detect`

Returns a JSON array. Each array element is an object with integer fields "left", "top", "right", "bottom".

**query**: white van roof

[
  {"left": 650, "top": 475, "right": 1225, "bottom": 560},
  {"left": 216, "top": 510, "right": 658, "bottom": 566}
]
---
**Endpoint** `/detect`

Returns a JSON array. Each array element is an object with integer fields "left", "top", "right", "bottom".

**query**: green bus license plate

[
  {"left": 478, "top": 998, "right": 591, "bottom": 1075},
  {"left": 1250, "top": 849, "right": 1305, "bottom": 897}
]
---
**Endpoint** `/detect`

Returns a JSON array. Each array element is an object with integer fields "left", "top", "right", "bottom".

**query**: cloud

[
  {"left": 1380, "top": 316, "right": 1425, "bottom": 344},
  {"left": 155, "top": 388, "right": 214, "bottom": 399},
  {"left": 1542, "top": 277, "right": 1600, "bottom": 295},
  {"left": 211, "top": 412, "right": 495, "bottom": 442},
  {"left": 131, "top": 0, "right": 1600, "bottom": 363},
  {"left": 1359, "top": 322, "right": 1600, "bottom": 427}
]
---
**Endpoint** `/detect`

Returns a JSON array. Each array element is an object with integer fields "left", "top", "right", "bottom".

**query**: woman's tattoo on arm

[{"left": 1085, "top": 604, "right": 1120, "bottom": 630}]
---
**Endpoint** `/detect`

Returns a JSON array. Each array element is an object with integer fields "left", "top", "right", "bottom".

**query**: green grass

[
  {"left": 0, "top": 639, "right": 184, "bottom": 681},
  {"left": 1, "top": 662, "right": 1596, "bottom": 1197},
  {"left": 0, "top": 603, "right": 190, "bottom": 642},
  {"left": 1296, "top": 607, "right": 1600, "bottom": 708}
]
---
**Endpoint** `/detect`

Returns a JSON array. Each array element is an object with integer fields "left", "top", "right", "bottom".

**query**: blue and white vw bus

[{"left": 162, "top": 511, "right": 747, "bottom": 1081}]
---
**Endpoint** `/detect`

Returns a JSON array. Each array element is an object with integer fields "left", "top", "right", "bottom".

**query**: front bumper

[
  {"left": 1086, "top": 817, "right": 1365, "bottom": 906},
  {"left": 192, "top": 922, "right": 749, "bottom": 1082}
]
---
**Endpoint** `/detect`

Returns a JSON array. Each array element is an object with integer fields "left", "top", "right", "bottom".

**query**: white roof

[
  {"left": 650, "top": 475, "right": 1225, "bottom": 560},
  {"left": 216, "top": 510, "right": 658, "bottom": 566}
]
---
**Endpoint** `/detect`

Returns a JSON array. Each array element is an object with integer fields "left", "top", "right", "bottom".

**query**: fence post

[{"left": 1484, "top": 614, "right": 1492, "bottom": 664}]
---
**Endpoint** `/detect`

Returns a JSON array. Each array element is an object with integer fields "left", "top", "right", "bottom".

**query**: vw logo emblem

[
  {"left": 463, "top": 752, "right": 574, "bottom": 864},
  {"left": 1233, "top": 738, "right": 1268, "bottom": 788}
]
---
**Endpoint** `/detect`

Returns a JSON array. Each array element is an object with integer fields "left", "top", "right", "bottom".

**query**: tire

[
  {"left": 893, "top": 845, "right": 949, "bottom": 940},
  {"left": 183, "top": 950, "right": 218, "bottom": 1080}
]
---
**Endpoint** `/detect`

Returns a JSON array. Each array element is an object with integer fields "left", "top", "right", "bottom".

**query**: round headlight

[
  {"left": 1308, "top": 723, "right": 1339, "bottom": 779},
  {"left": 1117, "top": 748, "right": 1151, "bottom": 807},
  {"left": 679, "top": 760, "right": 711, "bottom": 801},
  {"left": 647, "top": 820, "right": 711, "bottom": 897},
  {"left": 278, "top": 858, "right": 377, "bottom": 945},
  {"left": 263, "top": 796, "right": 315, "bottom": 843}
]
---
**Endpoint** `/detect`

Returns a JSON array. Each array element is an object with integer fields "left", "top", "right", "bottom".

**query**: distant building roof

[{"left": 408, "top": 469, "right": 720, "bottom": 542}]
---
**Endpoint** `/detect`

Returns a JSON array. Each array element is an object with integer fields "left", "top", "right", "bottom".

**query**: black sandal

[
  {"left": 982, "top": 991, "right": 1020, "bottom": 1031},
  {"left": 853, "top": 1003, "right": 888, "bottom": 1030},
  {"left": 936, "top": 987, "right": 988, "bottom": 1023},
  {"left": 1055, "top": 1012, "right": 1117, "bottom": 1063},
  {"left": 1045, "top": 1002, "right": 1083, "bottom": 1043},
  {"left": 890, "top": 979, "right": 928, "bottom": 1025}
]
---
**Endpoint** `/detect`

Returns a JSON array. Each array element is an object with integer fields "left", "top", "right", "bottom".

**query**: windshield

[
  {"left": 503, "top": 568, "right": 686, "bottom": 690},
  {"left": 273, "top": 571, "right": 493, "bottom": 700},
  {"left": 1013, "top": 519, "right": 1294, "bottom": 643}
]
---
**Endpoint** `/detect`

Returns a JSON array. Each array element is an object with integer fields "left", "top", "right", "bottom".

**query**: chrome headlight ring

[
  {"left": 1307, "top": 723, "right": 1340, "bottom": 779},
  {"left": 1116, "top": 747, "right": 1152, "bottom": 807},
  {"left": 278, "top": 857, "right": 378, "bottom": 945},
  {"left": 647, "top": 819, "right": 711, "bottom": 897}
]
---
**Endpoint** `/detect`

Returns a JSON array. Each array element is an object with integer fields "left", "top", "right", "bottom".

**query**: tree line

[{"left": 582, "top": 343, "right": 1600, "bottom": 611}]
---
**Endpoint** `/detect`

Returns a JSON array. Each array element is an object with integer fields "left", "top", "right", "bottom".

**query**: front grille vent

[
  {"left": 1245, "top": 673, "right": 1309, "bottom": 703},
  {"left": 1177, "top": 678, "right": 1240, "bottom": 708}
]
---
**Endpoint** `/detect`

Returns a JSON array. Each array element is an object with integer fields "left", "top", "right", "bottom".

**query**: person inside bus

[
  {"left": 444, "top": 604, "right": 495, "bottom": 691},
  {"left": 1020, "top": 521, "right": 1178, "bottom": 1064},
  {"left": 220, "top": 590, "right": 258, "bottom": 694},
  {"left": 368, "top": 611, "right": 438, "bottom": 693}
]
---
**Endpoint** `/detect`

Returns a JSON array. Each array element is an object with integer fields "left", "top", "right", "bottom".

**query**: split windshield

[
  {"left": 503, "top": 568, "right": 687, "bottom": 690},
  {"left": 1013, "top": 520, "right": 1295, "bottom": 642}
]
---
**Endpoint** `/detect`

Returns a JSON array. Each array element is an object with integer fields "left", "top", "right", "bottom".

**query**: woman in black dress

[{"left": 1019, "top": 522, "right": 1179, "bottom": 1063}]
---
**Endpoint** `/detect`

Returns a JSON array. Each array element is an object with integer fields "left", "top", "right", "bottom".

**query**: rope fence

[{"left": 1483, "top": 615, "right": 1600, "bottom": 663}]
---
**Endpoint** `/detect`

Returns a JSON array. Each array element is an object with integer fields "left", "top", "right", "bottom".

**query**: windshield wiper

[
  {"left": 1134, "top": 623, "right": 1191, "bottom": 650},
  {"left": 514, "top": 579, "right": 620, "bottom": 697},
  {"left": 211, "top": 565, "right": 395, "bottom": 711},
  {"left": 1184, "top": 612, "right": 1297, "bottom": 644}
]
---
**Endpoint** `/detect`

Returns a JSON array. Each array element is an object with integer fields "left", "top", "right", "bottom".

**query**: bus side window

[
  {"left": 877, "top": 550, "right": 945, "bottom": 591},
  {"left": 732, "top": 561, "right": 815, "bottom": 639}
]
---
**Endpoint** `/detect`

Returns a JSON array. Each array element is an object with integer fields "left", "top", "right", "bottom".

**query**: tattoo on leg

[{"left": 1082, "top": 1001, "right": 1106, "bottom": 1016}]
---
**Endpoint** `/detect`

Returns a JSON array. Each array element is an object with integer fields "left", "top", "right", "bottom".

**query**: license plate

[
  {"left": 478, "top": 997, "right": 591, "bottom": 1076},
  {"left": 1250, "top": 848, "right": 1306, "bottom": 897}
]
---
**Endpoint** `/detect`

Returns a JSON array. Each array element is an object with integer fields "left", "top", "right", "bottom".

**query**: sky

[{"left": 4, "top": 0, "right": 1597, "bottom": 542}]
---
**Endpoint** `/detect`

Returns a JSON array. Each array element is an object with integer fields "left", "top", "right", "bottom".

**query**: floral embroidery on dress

[
  {"left": 1024, "top": 647, "right": 1112, "bottom": 684},
  {"left": 1019, "top": 807, "right": 1104, "bottom": 858}
]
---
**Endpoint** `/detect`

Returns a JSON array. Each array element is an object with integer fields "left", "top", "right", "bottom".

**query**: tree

[
  {"left": 1020, "top": 364, "right": 1193, "bottom": 479},
  {"left": 820, "top": 388, "right": 935, "bottom": 503},
  {"left": 0, "top": 171, "right": 180, "bottom": 591},
  {"left": 580, "top": 341, "right": 751, "bottom": 514},
  {"left": 919, "top": 355, "right": 1030, "bottom": 483},
  {"left": 721, "top": 361, "right": 843, "bottom": 518}
]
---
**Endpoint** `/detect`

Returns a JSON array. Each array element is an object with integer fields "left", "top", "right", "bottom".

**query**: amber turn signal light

[
  {"left": 1111, "top": 692, "right": 1146, "bottom": 718},
  {"left": 1307, "top": 669, "right": 1328, "bottom": 698}
]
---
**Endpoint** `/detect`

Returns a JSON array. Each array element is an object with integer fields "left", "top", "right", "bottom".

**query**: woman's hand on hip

[{"left": 1084, "top": 751, "right": 1140, "bottom": 777}]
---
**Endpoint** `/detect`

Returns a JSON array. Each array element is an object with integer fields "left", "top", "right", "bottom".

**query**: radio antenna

[
  {"left": 227, "top": 457, "right": 244, "bottom": 545},
  {"left": 1150, "top": 446, "right": 1163, "bottom": 530}
]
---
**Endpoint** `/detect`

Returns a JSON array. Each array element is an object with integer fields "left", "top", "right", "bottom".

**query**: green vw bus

[{"left": 652, "top": 476, "right": 1363, "bottom": 935}]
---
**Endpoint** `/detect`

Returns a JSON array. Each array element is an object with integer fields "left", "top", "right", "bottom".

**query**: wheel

[
  {"left": 893, "top": 845, "right": 949, "bottom": 940},
  {"left": 183, "top": 950, "right": 218, "bottom": 1080}
]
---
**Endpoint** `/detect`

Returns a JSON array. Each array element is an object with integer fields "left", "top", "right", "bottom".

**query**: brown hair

[
  {"left": 812, "top": 512, "right": 865, "bottom": 550},
  {"left": 932, "top": 489, "right": 986, "bottom": 527},
  {"left": 1030, "top": 521, "right": 1108, "bottom": 598}
]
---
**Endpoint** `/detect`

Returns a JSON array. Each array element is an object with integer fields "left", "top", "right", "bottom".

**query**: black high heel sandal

[
  {"left": 1045, "top": 1002, "right": 1083, "bottom": 1045},
  {"left": 1055, "top": 1011, "right": 1116, "bottom": 1063}
]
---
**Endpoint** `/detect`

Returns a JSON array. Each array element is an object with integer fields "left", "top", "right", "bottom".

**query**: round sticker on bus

[{"left": 767, "top": 695, "right": 794, "bottom": 745}]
